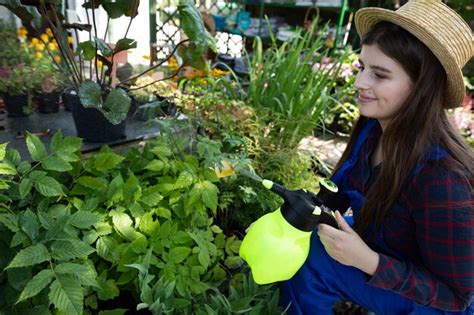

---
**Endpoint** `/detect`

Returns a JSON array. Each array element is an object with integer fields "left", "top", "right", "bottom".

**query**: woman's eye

[{"left": 374, "top": 73, "right": 386, "bottom": 79}]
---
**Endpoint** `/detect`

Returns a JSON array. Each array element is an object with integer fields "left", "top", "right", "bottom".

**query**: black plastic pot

[
  {"left": 4, "top": 94, "right": 30, "bottom": 117},
  {"left": 36, "top": 91, "right": 60, "bottom": 113},
  {"left": 65, "top": 92, "right": 126, "bottom": 143}
]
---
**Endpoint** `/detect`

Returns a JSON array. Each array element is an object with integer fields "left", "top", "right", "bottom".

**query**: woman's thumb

[{"left": 335, "top": 210, "right": 353, "bottom": 232}]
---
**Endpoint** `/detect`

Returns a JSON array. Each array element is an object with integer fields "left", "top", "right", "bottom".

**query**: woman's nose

[{"left": 354, "top": 71, "right": 369, "bottom": 91}]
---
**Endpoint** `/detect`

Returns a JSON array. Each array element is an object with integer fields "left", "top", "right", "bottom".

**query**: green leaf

[
  {"left": 139, "top": 212, "right": 159, "bottom": 236},
  {"left": 77, "top": 41, "right": 96, "bottom": 61},
  {"left": 144, "top": 160, "right": 164, "bottom": 172},
  {"left": 49, "top": 277, "right": 83, "bottom": 315},
  {"left": 101, "top": 88, "right": 131, "bottom": 125},
  {"left": 42, "top": 156, "right": 72, "bottom": 172},
  {"left": 6, "top": 244, "right": 50, "bottom": 269},
  {"left": 17, "top": 161, "right": 32, "bottom": 174},
  {"left": 51, "top": 240, "right": 95, "bottom": 260},
  {"left": 50, "top": 129, "right": 63, "bottom": 153},
  {"left": 17, "top": 269, "right": 54, "bottom": 303},
  {"left": 96, "top": 236, "right": 118, "bottom": 263},
  {"left": 0, "top": 162, "right": 17, "bottom": 175},
  {"left": 200, "top": 181, "right": 218, "bottom": 212},
  {"left": 0, "top": 142, "right": 7, "bottom": 160},
  {"left": 19, "top": 178, "right": 33, "bottom": 198},
  {"left": 55, "top": 263, "right": 99, "bottom": 287},
  {"left": 68, "top": 211, "right": 101, "bottom": 229},
  {"left": 79, "top": 80, "right": 102, "bottom": 107},
  {"left": 174, "top": 171, "right": 194, "bottom": 189},
  {"left": 0, "top": 213, "right": 19, "bottom": 232},
  {"left": 151, "top": 145, "right": 172, "bottom": 157},
  {"left": 94, "top": 37, "right": 113, "bottom": 56},
  {"left": 34, "top": 176, "right": 64, "bottom": 197},
  {"left": 77, "top": 176, "right": 108, "bottom": 190},
  {"left": 114, "top": 38, "right": 137, "bottom": 53},
  {"left": 140, "top": 186, "right": 163, "bottom": 207},
  {"left": 5, "top": 148, "right": 21, "bottom": 166},
  {"left": 20, "top": 209, "right": 39, "bottom": 242},
  {"left": 26, "top": 132, "right": 48, "bottom": 161},
  {"left": 94, "top": 152, "right": 125, "bottom": 171},
  {"left": 168, "top": 247, "right": 191, "bottom": 263},
  {"left": 197, "top": 250, "right": 210, "bottom": 269},
  {"left": 97, "top": 278, "right": 120, "bottom": 301}
]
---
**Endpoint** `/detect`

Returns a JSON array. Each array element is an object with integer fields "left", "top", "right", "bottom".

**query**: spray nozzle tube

[{"left": 261, "top": 179, "right": 339, "bottom": 231}]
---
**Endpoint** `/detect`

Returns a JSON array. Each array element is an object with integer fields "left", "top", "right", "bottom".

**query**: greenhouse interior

[{"left": 0, "top": 0, "right": 472, "bottom": 314}]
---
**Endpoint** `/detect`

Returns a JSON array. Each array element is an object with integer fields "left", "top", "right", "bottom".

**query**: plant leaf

[
  {"left": 19, "top": 178, "right": 33, "bottom": 198},
  {"left": 0, "top": 162, "right": 17, "bottom": 175},
  {"left": 77, "top": 41, "right": 96, "bottom": 61},
  {"left": 17, "top": 269, "right": 54, "bottom": 303},
  {"left": 79, "top": 80, "right": 102, "bottom": 108},
  {"left": 42, "top": 156, "right": 72, "bottom": 172},
  {"left": 68, "top": 211, "right": 101, "bottom": 229},
  {"left": 77, "top": 176, "right": 108, "bottom": 190},
  {"left": 49, "top": 277, "right": 83, "bottom": 315},
  {"left": 168, "top": 247, "right": 191, "bottom": 263},
  {"left": 94, "top": 152, "right": 125, "bottom": 171},
  {"left": 26, "top": 132, "right": 48, "bottom": 161},
  {"left": 51, "top": 240, "right": 95, "bottom": 260},
  {"left": 0, "top": 142, "right": 7, "bottom": 160},
  {"left": 55, "top": 263, "right": 99, "bottom": 287},
  {"left": 200, "top": 181, "right": 218, "bottom": 212},
  {"left": 114, "top": 38, "right": 137, "bottom": 53},
  {"left": 34, "top": 176, "right": 64, "bottom": 197},
  {"left": 101, "top": 88, "right": 131, "bottom": 125},
  {"left": 6, "top": 244, "right": 50, "bottom": 269}
]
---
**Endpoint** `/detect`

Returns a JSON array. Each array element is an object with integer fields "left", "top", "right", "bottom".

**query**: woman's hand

[{"left": 317, "top": 211, "right": 380, "bottom": 275}]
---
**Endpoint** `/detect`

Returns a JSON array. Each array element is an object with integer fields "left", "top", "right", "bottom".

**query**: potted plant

[
  {"left": 0, "top": 66, "right": 34, "bottom": 117},
  {"left": 3, "top": 0, "right": 217, "bottom": 142},
  {"left": 31, "top": 53, "right": 65, "bottom": 113}
]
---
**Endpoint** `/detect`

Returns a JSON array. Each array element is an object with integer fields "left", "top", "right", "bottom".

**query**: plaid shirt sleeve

[{"left": 367, "top": 162, "right": 474, "bottom": 311}]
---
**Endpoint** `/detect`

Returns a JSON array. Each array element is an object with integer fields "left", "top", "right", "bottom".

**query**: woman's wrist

[{"left": 358, "top": 250, "right": 380, "bottom": 276}]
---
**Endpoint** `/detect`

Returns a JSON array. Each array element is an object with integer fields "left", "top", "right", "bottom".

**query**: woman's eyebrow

[{"left": 358, "top": 59, "right": 392, "bottom": 73}]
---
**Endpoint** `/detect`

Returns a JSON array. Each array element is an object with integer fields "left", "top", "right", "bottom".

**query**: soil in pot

[
  {"left": 3, "top": 94, "right": 31, "bottom": 117},
  {"left": 36, "top": 91, "right": 60, "bottom": 113},
  {"left": 65, "top": 91, "right": 127, "bottom": 143}
]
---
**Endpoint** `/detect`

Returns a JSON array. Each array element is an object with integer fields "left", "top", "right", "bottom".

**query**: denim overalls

[{"left": 281, "top": 119, "right": 473, "bottom": 315}]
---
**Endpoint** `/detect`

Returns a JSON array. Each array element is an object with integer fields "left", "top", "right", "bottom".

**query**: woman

[{"left": 281, "top": 0, "right": 473, "bottom": 314}]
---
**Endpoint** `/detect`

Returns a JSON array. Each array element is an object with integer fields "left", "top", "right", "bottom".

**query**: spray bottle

[{"left": 239, "top": 177, "right": 342, "bottom": 284}]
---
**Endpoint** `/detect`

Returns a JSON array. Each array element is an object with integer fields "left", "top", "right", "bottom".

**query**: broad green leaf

[
  {"left": 168, "top": 247, "right": 191, "bottom": 263},
  {"left": 26, "top": 132, "right": 48, "bottom": 161},
  {"left": 77, "top": 176, "right": 108, "bottom": 190},
  {"left": 138, "top": 212, "right": 159, "bottom": 236},
  {"left": 5, "top": 148, "right": 21, "bottom": 166},
  {"left": 174, "top": 171, "right": 194, "bottom": 189},
  {"left": 34, "top": 176, "right": 64, "bottom": 197},
  {"left": 50, "top": 129, "right": 63, "bottom": 153},
  {"left": 51, "top": 240, "right": 95, "bottom": 260},
  {"left": 42, "top": 156, "right": 72, "bottom": 172},
  {"left": 17, "top": 269, "right": 54, "bottom": 303},
  {"left": 96, "top": 236, "right": 118, "bottom": 263},
  {"left": 101, "top": 88, "right": 131, "bottom": 125},
  {"left": 197, "top": 250, "right": 210, "bottom": 269},
  {"left": 0, "top": 213, "right": 19, "bottom": 232},
  {"left": 97, "top": 278, "right": 119, "bottom": 301},
  {"left": 19, "top": 178, "right": 33, "bottom": 198},
  {"left": 0, "top": 142, "right": 7, "bottom": 160},
  {"left": 94, "top": 37, "right": 113, "bottom": 56},
  {"left": 79, "top": 80, "right": 102, "bottom": 107},
  {"left": 68, "top": 211, "right": 101, "bottom": 229},
  {"left": 155, "top": 207, "right": 171, "bottom": 220},
  {"left": 49, "top": 277, "right": 83, "bottom": 315},
  {"left": 0, "top": 162, "right": 17, "bottom": 175},
  {"left": 224, "top": 256, "right": 243, "bottom": 269},
  {"left": 114, "top": 38, "right": 137, "bottom": 53},
  {"left": 94, "top": 152, "right": 125, "bottom": 171},
  {"left": 20, "top": 209, "right": 39, "bottom": 242},
  {"left": 144, "top": 160, "right": 164, "bottom": 172},
  {"left": 151, "top": 145, "right": 172, "bottom": 157},
  {"left": 200, "top": 181, "right": 218, "bottom": 212},
  {"left": 77, "top": 41, "right": 96, "bottom": 61},
  {"left": 55, "top": 263, "right": 99, "bottom": 287},
  {"left": 140, "top": 186, "right": 163, "bottom": 207},
  {"left": 30, "top": 170, "right": 46, "bottom": 180},
  {"left": 17, "top": 161, "right": 31, "bottom": 174},
  {"left": 61, "top": 137, "right": 82, "bottom": 153},
  {"left": 6, "top": 244, "right": 50, "bottom": 269}
]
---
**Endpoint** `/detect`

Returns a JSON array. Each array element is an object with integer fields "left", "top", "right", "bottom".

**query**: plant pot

[
  {"left": 65, "top": 92, "right": 126, "bottom": 143},
  {"left": 36, "top": 91, "right": 60, "bottom": 113},
  {"left": 3, "top": 94, "right": 31, "bottom": 117}
]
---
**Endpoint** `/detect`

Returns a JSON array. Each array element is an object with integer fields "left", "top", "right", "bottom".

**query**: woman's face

[{"left": 354, "top": 44, "right": 414, "bottom": 130}]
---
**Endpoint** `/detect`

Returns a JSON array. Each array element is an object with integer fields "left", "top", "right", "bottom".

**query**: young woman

[{"left": 281, "top": 0, "right": 473, "bottom": 314}]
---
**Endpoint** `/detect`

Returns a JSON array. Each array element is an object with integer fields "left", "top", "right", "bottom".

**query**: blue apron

[{"left": 281, "top": 119, "right": 473, "bottom": 315}]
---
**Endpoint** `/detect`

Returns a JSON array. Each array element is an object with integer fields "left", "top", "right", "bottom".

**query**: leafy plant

[{"left": 2, "top": 0, "right": 216, "bottom": 124}]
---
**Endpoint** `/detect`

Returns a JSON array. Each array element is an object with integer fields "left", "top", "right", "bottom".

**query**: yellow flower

[
  {"left": 67, "top": 36, "right": 74, "bottom": 44},
  {"left": 48, "top": 42, "right": 57, "bottom": 51},
  {"left": 17, "top": 26, "right": 28, "bottom": 39},
  {"left": 34, "top": 43, "right": 45, "bottom": 51},
  {"left": 35, "top": 52, "right": 44, "bottom": 59},
  {"left": 142, "top": 55, "right": 151, "bottom": 60},
  {"left": 45, "top": 28, "right": 53, "bottom": 37},
  {"left": 40, "top": 33, "right": 49, "bottom": 43},
  {"left": 31, "top": 37, "right": 39, "bottom": 45},
  {"left": 96, "top": 60, "right": 103, "bottom": 68},
  {"left": 54, "top": 55, "right": 61, "bottom": 63},
  {"left": 210, "top": 68, "right": 230, "bottom": 77}
]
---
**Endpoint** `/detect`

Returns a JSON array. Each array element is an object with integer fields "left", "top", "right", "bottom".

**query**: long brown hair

[{"left": 333, "top": 22, "right": 474, "bottom": 237}]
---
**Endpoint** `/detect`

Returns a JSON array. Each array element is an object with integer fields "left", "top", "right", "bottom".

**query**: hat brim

[{"left": 355, "top": 8, "right": 465, "bottom": 108}]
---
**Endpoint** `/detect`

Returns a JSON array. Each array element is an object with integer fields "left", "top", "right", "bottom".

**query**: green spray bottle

[{"left": 239, "top": 178, "right": 341, "bottom": 285}]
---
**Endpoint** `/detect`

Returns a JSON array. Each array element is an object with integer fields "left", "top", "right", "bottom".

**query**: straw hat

[{"left": 355, "top": 0, "right": 474, "bottom": 108}]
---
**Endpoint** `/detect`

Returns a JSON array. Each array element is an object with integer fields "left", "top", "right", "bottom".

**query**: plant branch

[
  {"left": 91, "top": 0, "right": 100, "bottom": 83},
  {"left": 124, "top": 17, "right": 133, "bottom": 39},
  {"left": 74, "top": 28, "right": 83, "bottom": 81},
  {"left": 103, "top": 17, "right": 110, "bottom": 41},
  {"left": 118, "top": 39, "right": 189, "bottom": 86},
  {"left": 85, "top": 8, "right": 92, "bottom": 79}
]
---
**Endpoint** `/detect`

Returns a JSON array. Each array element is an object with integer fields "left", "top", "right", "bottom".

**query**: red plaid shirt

[{"left": 345, "top": 122, "right": 474, "bottom": 311}]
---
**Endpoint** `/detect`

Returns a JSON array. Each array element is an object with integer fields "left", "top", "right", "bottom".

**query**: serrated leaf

[
  {"left": 0, "top": 213, "right": 19, "bottom": 232},
  {"left": 168, "top": 247, "right": 191, "bottom": 263},
  {"left": 97, "top": 279, "right": 119, "bottom": 301},
  {"left": 49, "top": 277, "right": 83, "bottom": 315},
  {"left": 50, "top": 129, "right": 63, "bottom": 153},
  {"left": 51, "top": 240, "right": 95, "bottom": 260},
  {"left": 6, "top": 244, "right": 50, "bottom": 269},
  {"left": 94, "top": 152, "right": 125, "bottom": 171},
  {"left": 0, "top": 162, "right": 16, "bottom": 175},
  {"left": 17, "top": 269, "right": 54, "bottom": 303},
  {"left": 26, "top": 132, "right": 48, "bottom": 161},
  {"left": 174, "top": 171, "right": 194, "bottom": 189},
  {"left": 197, "top": 250, "right": 210, "bottom": 269},
  {"left": 55, "top": 263, "right": 99, "bottom": 287},
  {"left": 140, "top": 186, "right": 163, "bottom": 207},
  {"left": 68, "top": 211, "right": 100, "bottom": 229},
  {"left": 19, "top": 178, "right": 33, "bottom": 198},
  {"left": 76, "top": 176, "right": 108, "bottom": 190},
  {"left": 17, "top": 161, "right": 31, "bottom": 174},
  {"left": 96, "top": 236, "right": 118, "bottom": 263},
  {"left": 200, "top": 181, "right": 218, "bottom": 212},
  {"left": 42, "top": 156, "right": 72, "bottom": 172},
  {"left": 20, "top": 209, "right": 39, "bottom": 242},
  {"left": 144, "top": 160, "right": 164, "bottom": 172},
  {"left": 139, "top": 212, "right": 159, "bottom": 236},
  {"left": 0, "top": 142, "right": 7, "bottom": 160},
  {"left": 5, "top": 148, "right": 21, "bottom": 166},
  {"left": 34, "top": 176, "right": 64, "bottom": 197},
  {"left": 151, "top": 145, "right": 172, "bottom": 157}
]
